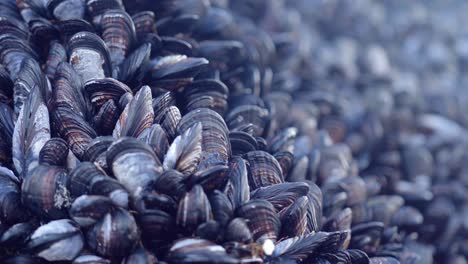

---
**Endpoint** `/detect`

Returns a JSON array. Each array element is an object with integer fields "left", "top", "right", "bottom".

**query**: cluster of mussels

[{"left": 0, "top": 0, "right": 466, "bottom": 263}]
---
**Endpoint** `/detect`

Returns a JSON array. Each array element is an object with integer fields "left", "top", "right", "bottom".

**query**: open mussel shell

[
  {"left": 39, "top": 137, "right": 69, "bottom": 166},
  {"left": 21, "top": 165, "right": 71, "bottom": 219},
  {"left": 177, "top": 185, "right": 213, "bottom": 234},
  {"left": 27, "top": 219, "right": 84, "bottom": 261},
  {"left": 68, "top": 31, "right": 112, "bottom": 82},
  {"left": 106, "top": 137, "right": 161, "bottom": 199},
  {"left": 236, "top": 199, "right": 281, "bottom": 244},
  {"left": 86, "top": 207, "right": 140, "bottom": 258}
]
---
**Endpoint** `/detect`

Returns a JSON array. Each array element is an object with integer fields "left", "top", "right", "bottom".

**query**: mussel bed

[{"left": 0, "top": 0, "right": 466, "bottom": 263}]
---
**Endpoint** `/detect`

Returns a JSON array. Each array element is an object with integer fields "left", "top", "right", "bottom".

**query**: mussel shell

[
  {"left": 236, "top": 199, "right": 280, "bottom": 243},
  {"left": 27, "top": 219, "right": 84, "bottom": 261},
  {"left": 177, "top": 108, "right": 231, "bottom": 168},
  {"left": 225, "top": 218, "right": 253, "bottom": 243},
  {"left": 58, "top": 19, "right": 95, "bottom": 42},
  {"left": 122, "top": 246, "right": 158, "bottom": 264},
  {"left": 163, "top": 122, "right": 202, "bottom": 176},
  {"left": 70, "top": 162, "right": 130, "bottom": 205},
  {"left": 132, "top": 11, "right": 155, "bottom": 40},
  {"left": 118, "top": 43, "right": 151, "bottom": 89},
  {"left": 156, "top": 105, "right": 181, "bottom": 141},
  {"left": 245, "top": 151, "right": 284, "bottom": 190},
  {"left": 68, "top": 31, "right": 112, "bottom": 82},
  {"left": 113, "top": 85, "right": 153, "bottom": 138},
  {"left": 106, "top": 137, "right": 161, "bottom": 199},
  {"left": 226, "top": 105, "right": 269, "bottom": 137},
  {"left": 100, "top": 9, "right": 136, "bottom": 68},
  {"left": 72, "top": 254, "right": 111, "bottom": 264},
  {"left": 251, "top": 182, "right": 309, "bottom": 213},
  {"left": 208, "top": 190, "right": 233, "bottom": 227},
  {"left": 83, "top": 136, "right": 114, "bottom": 164},
  {"left": 223, "top": 156, "right": 250, "bottom": 210},
  {"left": 69, "top": 194, "right": 114, "bottom": 227},
  {"left": 47, "top": 0, "right": 86, "bottom": 20},
  {"left": 0, "top": 220, "right": 36, "bottom": 248},
  {"left": 39, "top": 138, "right": 69, "bottom": 166},
  {"left": 167, "top": 238, "right": 237, "bottom": 264},
  {"left": 137, "top": 208, "right": 175, "bottom": 252},
  {"left": 176, "top": 185, "right": 213, "bottom": 234},
  {"left": 86, "top": 0, "right": 124, "bottom": 25},
  {"left": 86, "top": 207, "right": 139, "bottom": 258},
  {"left": 52, "top": 106, "right": 97, "bottom": 160},
  {"left": 84, "top": 77, "right": 132, "bottom": 109},
  {"left": 21, "top": 165, "right": 71, "bottom": 219},
  {"left": 93, "top": 99, "right": 120, "bottom": 135},
  {"left": 279, "top": 195, "right": 309, "bottom": 238},
  {"left": 139, "top": 124, "right": 168, "bottom": 162},
  {"left": 156, "top": 14, "right": 199, "bottom": 36},
  {"left": 153, "top": 169, "right": 186, "bottom": 199},
  {"left": 0, "top": 167, "right": 29, "bottom": 224},
  {"left": 45, "top": 41, "right": 67, "bottom": 80},
  {"left": 53, "top": 61, "right": 88, "bottom": 120},
  {"left": 0, "top": 66, "right": 13, "bottom": 104}
]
